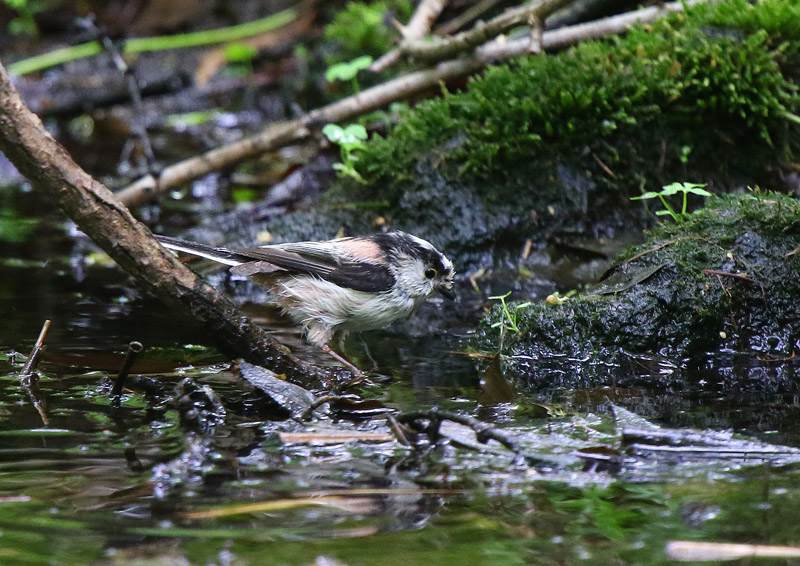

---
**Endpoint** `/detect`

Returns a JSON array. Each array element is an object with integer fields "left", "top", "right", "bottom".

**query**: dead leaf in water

[{"left": 477, "top": 355, "right": 515, "bottom": 405}]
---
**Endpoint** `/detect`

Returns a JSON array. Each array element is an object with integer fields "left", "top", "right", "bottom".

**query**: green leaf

[
  {"left": 349, "top": 55, "right": 374, "bottom": 72},
  {"left": 342, "top": 123, "right": 368, "bottom": 141},
  {"left": 655, "top": 210, "right": 673, "bottom": 216},
  {"left": 224, "top": 42, "right": 258, "bottom": 63},
  {"left": 325, "top": 56, "right": 373, "bottom": 83},
  {"left": 322, "top": 123, "right": 345, "bottom": 142},
  {"left": 326, "top": 62, "right": 355, "bottom": 82},
  {"left": 660, "top": 185, "right": 681, "bottom": 195},
  {"left": 630, "top": 192, "right": 661, "bottom": 200}
]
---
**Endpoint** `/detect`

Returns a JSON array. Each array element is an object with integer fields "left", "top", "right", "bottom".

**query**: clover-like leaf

[
  {"left": 326, "top": 123, "right": 368, "bottom": 147},
  {"left": 322, "top": 123, "right": 345, "bottom": 143},
  {"left": 325, "top": 56, "right": 374, "bottom": 83},
  {"left": 326, "top": 62, "right": 354, "bottom": 83},
  {"left": 342, "top": 124, "right": 368, "bottom": 141},
  {"left": 349, "top": 55, "right": 373, "bottom": 72}
]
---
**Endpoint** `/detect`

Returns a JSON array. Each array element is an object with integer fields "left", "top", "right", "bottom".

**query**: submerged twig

[
  {"left": 386, "top": 414, "right": 411, "bottom": 446},
  {"left": 398, "top": 408, "right": 558, "bottom": 466},
  {"left": 111, "top": 341, "right": 144, "bottom": 403},
  {"left": 19, "top": 319, "right": 51, "bottom": 426},
  {"left": 21, "top": 319, "right": 51, "bottom": 376}
]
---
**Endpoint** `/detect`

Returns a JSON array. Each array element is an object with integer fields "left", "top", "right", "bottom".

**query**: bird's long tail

[{"left": 154, "top": 235, "right": 251, "bottom": 267}]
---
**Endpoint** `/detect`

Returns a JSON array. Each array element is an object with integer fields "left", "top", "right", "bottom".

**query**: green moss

[
  {"left": 356, "top": 10, "right": 798, "bottom": 181},
  {"left": 474, "top": 191, "right": 800, "bottom": 384},
  {"left": 695, "top": 0, "right": 800, "bottom": 39}
]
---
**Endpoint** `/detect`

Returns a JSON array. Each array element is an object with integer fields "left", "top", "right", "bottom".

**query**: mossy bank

[
  {"left": 253, "top": 0, "right": 800, "bottom": 270},
  {"left": 472, "top": 191, "right": 800, "bottom": 386}
]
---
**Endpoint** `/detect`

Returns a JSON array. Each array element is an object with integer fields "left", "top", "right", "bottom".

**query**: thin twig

[
  {"left": 386, "top": 414, "right": 411, "bottom": 446},
  {"left": 436, "top": 0, "right": 508, "bottom": 35},
  {"left": 19, "top": 320, "right": 52, "bottom": 426},
  {"left": 111, "top": 340, "right": 144, "bottom": 402},
  {"left": 401, "top": 0, "right": 571, "bottom": 62},
  {"left": 116, "top": 58, "right": 484, "bottom": 206},
  {"left": 701, "top": 269, "right": 754, "bottom": 282},
  {"left": 292, "top": 394, "right": 342, "bottom": 421},
  {"left": 371, "top": 0, "right": 449, "bottom": 72},
  {"left": 118, "top": 0, "right": 707, "bottom": 204},
  {"left": 21, "top": 319, "right": 51, "bottom": 376}
]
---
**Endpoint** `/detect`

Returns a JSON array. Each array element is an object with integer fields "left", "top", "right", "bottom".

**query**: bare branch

[
  {"left": 118, "top": 0, "right": 707, "bottom": 203},
  {"left": 400, "top": 0, "right": 572, "bottom": 62},
  {"left": 117, "top": 57, "right": 483, "bottom": 205},
  {"left": 479, "top": 0, "right": 704, "bottom": 59},
  {"left": 371, "top": 0, "right": 449, "bottom": 73},
  {"left": 436, "top": 0, "right": 508, "bottom": 36},
  {"left": 404, "top": 0, "right": 449, "bottom": 39}
]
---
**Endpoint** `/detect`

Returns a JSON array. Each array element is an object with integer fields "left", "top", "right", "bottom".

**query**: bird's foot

[{"left": 322, "top": 343, "right": 365, "bottom": 381}]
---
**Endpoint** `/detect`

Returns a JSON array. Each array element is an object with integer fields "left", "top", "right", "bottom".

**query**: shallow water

[{"left": 1, "top": 186, "right": 800, "bottom": 566}]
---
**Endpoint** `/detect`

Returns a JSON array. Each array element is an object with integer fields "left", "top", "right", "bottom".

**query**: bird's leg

[{"left": 321, "top": 343, "right": 364, "bottom": 379}]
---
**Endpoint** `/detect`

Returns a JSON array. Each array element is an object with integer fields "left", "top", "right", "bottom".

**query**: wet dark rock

[
  {"left": 237, "top": 359, "right": 315, "bottom": 418},
  {"left": 472, "top": 192, "right": 800, "bottom": 387}
]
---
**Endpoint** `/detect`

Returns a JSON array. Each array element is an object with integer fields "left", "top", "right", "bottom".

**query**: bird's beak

[{"left": 438, "top": 285, "right": 457, "bottom": 301}]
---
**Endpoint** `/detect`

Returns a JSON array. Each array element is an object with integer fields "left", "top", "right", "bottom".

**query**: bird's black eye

[{"left": 424, "top": 267, "right": 437, "bottom": 279}]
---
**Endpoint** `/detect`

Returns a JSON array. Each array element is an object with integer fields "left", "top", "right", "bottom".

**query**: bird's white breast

[{"left": 271, "top": 276, "right": 416, "bottom": 346}]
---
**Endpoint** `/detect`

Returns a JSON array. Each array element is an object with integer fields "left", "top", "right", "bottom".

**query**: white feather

[{"left": 159, "top": 241, "right": 244, "bottom": 267}]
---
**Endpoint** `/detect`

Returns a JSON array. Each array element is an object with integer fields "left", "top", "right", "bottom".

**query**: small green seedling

[
  {"left": 3, "top": 0, "right": 44, "bottom": 36},
  {"left": 322, "top": 123, "right": 369, "bottom": 183},
  {"left": 224, "top": 42, "right": 259, "bottom": 75},
  {"left": 325, "top": 55, "right": 373, "bottom": 91},
  {"left": 631, "top": 182, "right": 712, "bottom": 222},
  {"left": 489, "top": 292, "right": 532, "bottom": 334}
]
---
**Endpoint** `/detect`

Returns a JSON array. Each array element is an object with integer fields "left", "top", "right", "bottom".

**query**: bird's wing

[
  {"left": 158, "top": 235, "right": 396, "bottom": 293},
  {"left": 241, "top": 241, "right": 395, "bottom": 293},
  {"left": 238, "top": 243, "right": 339, "bottom": 275}
]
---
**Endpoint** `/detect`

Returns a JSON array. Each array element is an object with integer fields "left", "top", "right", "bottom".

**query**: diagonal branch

[{"left": 0, "top": 60, "right": 348, "bottom": 388}]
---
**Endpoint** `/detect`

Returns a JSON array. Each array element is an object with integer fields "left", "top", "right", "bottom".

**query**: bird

[{"left": 155, "top": 231, "right": 456, "bottom": 376}]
